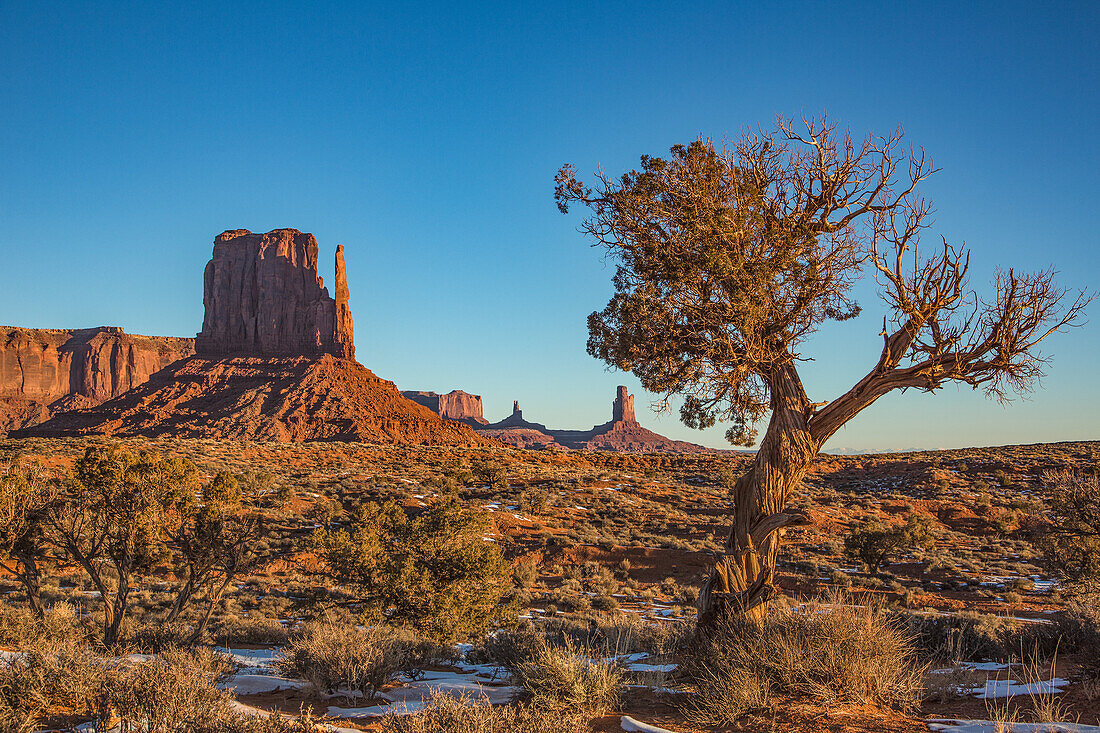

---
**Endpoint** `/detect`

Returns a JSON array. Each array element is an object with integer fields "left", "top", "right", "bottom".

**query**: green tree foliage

[
  {"left": 166, "top": 471, "right": 266, "bottom": 644},
  {"left": 471, "top": 459, "right": 509, "bottom": 491},
  {"left": 1037, "top": 469, "right": 1100, "bottom": 593},
  {"left": 0, "top": 460, "right": 54, "bottom": 618},
  {"left": 47, "top": 446, "right": 196, "bottom": 646},
  {"left": 312, "top": 497, "right": 513, "bottom": 642},
  {"left": 844, "top": 515, "right": 936, "bottom": 576},
  {"left": 45, "top": 446, "right": 264, "bottom": 647}
]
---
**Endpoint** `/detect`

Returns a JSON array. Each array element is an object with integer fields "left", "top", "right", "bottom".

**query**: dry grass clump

[
  {"left": 0, "top": 636, "right": 315, "bottom": 733},
  {"left": 687, "top": 599, "right": 924, "bottom": 724},
  {"left": 276, "top": 620, "right": 408, "bottom": 702},
  {"left": 513, "top": 637, "right": 622, "bottom": 717},
  {"left": 210, "top": 614, "right": 293, "bottom": 646},
  {"left": 381, "top": 690, "right": 585, "bottom": 733}
]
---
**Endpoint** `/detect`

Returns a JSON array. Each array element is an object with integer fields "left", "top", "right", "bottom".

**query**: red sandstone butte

[
  {"left": 195, "top": 229, "right": 354, "bottom": 360},
  {"left": 20, "top": 228, "right": 495, "bottom": 447},
  {"left": 20, "top": 355, "right": 494, "bottom": 446},
  {"left": 402, "top": 390, "right": 488, "bottom": 425},
  {"left": 0, "top": 326, "right": 194, "bottom": 434}
]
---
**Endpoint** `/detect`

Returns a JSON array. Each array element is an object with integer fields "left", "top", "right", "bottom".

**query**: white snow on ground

[
  {"left": 314, "top": 669, "right": 520, "bottom": 719},
  {"left": 927, "top": 721, "right": 1100, "bottom": 733},
  {"left": 970, "top": 677, "right": 1069, "bottom": 699},
  {"left": 625, "top": 661, "right": 677, "bottom": 673},
  {"left": 930, "top": 661, "right": 1011, "bottom": 674},
  {"left": 218, "top": 673, "right": 309, "bottom": 695},
  {"left": 621, "top": 716, "right": 679, "bottom": 733},
  {"left": 215, "top": 646, "right": 282, "bottom": 669}
]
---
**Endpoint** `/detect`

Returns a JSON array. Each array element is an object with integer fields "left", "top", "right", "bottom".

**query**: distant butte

[
  {"left": 411, "top": 384, "right": 716, "bottom": 453},
  {"left": 401, "top": 390, "right": 488, "bottom": 426},
  {"left": 20, "top": 229, "right": 493, "bottom": 447}
]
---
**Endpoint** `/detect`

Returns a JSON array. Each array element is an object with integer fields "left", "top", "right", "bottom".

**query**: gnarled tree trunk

[{"left": 697, "top": 365, "right": 816, "bottom": 628}]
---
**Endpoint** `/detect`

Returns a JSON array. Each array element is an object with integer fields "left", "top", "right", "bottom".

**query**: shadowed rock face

[
  {"left": 0, "top": 326, "right": 195, "bottom": 433},
  {"left": 195, "top": 229, "right": 355, "bottom": 360}
]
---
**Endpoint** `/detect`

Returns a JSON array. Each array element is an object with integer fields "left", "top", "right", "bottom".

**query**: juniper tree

[
  {"left": 47, "top": 446, "right": 195, "bottom": 646},
  {"left": 312, "top": 496, "right": 512, "bottom": 642},
  {"left": 0, "top": 460, "right": 54, "bottom": 618},
  {"left": 556, "top": 115, "right": 1091, "bottom": 627}
]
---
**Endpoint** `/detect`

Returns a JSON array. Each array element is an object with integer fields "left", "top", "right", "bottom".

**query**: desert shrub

[
  {"left": 907, "top": 611, "right": 1021, "bottom": 663},
  {"left": 276, "top": 620, "right": 407, "bottom": 701},
  {"left": 513, "top": 637, "right": 622, "bottom": 717},
  {"left": 471, "top": 460, "right": 509, "bottom": 491},
  {"left": 126, "top": 620, "right": 197, "bottom": 652},
  {"left": 466, "top": 624, "right": 541, "bottom": 670},
  {"left": 1053, "top": 597, "right": 1100, "bottom": 677},
  {"left": 512, "top": 556, "right": 540, "bottom": 589},
  {"left": 844, "top": 515, "right": 936, "bottom": 575},
  {"left": 0, "top": 637, "right": 106, "bottom": 730},
  {"left": 210, "top": 614, "right": 292, "bottom": 646},
  {"left": 381, "top": 690, "right": 584, "bottom": 733},
  {"left": 1036, "top": 470, "right": 1100, "bottom": 592},
  {"left": 686, "top": 600, "right": 923, "bottom": 724},
  {"left": 311, "top": 496, "right": 514, "bottom": 642},
  {"left": 519, "top": 487, "right": 549, "bottom": 515},
  {"left": 0, "top": 602, "right": 84, "bottom": 647},
  {"left": 107, "top": 647, "right": 240, "bottom": 731}
]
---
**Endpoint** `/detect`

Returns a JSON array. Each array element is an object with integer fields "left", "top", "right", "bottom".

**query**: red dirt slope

[{"left": 17, "top": 355, "right": 496, "bottom": 446}]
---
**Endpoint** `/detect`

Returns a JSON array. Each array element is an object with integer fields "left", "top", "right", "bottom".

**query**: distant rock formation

[
  {"left": 473, "top": 386, "right": 714, "bottom": 453},
  {"left": 1, "top": 326, "right": 194, "bottom": 434},
  {"left": 401, "top": 390, "right": 488, "bottom": 425},
  {"left": 20, "top": 228, "right": 493, "bottom": 447},
  {"left": 612, "top": 385, "right": 635, "bottom": 422},
  {"left": 195, "top": 229, "right": 355, "bottom": 360},
  {"left": 19, "top": 355, "right": 494, "bottom": 445},
  {"left": 483, "top": 400, "right": 552, "bottom": 432}
]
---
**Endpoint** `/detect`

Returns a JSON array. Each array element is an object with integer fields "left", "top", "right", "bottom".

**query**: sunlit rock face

[{"left": 0, "top": 326, "right": 194, "bottom": 433}]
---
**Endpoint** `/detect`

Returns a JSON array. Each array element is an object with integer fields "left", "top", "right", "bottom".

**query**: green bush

[
  {"left": 844, "top": 515, "right": 935, "bottom": 575},
  {"left": 312, "top": 497, "right": 514, "bottom": 642}
]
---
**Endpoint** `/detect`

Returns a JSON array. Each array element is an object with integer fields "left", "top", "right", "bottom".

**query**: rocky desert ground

[{"left": 2, "top": 435, "right": 1098, "bottom": 732}]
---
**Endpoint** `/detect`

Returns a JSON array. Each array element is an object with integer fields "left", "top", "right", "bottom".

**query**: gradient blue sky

[{"left": 2, "top": 1, "right": 1097, "bottom": 451}]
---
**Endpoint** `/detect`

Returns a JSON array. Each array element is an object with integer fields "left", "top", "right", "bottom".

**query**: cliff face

[
  {"left": 0, "top": 326, "right": 195, "bottom": 433},
  {"left": 195, "top": 229, "right": 355, "bottom": 360},
  {"left": 401, "top": 390, "right": 487, "bottom": 425}
]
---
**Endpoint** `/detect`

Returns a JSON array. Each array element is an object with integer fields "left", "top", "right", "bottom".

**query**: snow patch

[{"left": 621, "top": 716, "right": 679, "bottom": 732}]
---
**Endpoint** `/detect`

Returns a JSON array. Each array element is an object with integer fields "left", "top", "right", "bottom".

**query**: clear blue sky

[{"left": 2, "top": 1, "right": 1097, "bottom": 451}]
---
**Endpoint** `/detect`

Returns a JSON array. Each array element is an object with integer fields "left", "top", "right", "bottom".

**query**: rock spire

[{"left": 612, "top": 385, "right": 636, "bottom": 423}]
